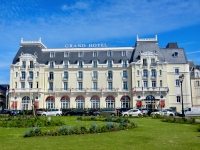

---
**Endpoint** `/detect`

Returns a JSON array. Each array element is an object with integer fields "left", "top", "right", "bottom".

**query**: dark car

[
  {"left": 18, "top": 110, "right": 33, "bottom": 115},
  {"left": 63, "top": 109, "right": 89, "bottom": 116},
  {"left": 93, "top": 108, "right": 117, "bottom": 116},
  {"left": 87, "top": 108, "right": 99, "bottom": 115},
  {"left": 0, "top": 109, "right": 14, "bottom": 116}
]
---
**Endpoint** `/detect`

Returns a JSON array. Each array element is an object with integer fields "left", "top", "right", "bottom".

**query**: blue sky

[{"left": 0, "top": 0, "right": 200, "bottom": 84}]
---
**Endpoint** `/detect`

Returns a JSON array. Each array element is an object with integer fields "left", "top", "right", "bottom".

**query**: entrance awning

[
  {"left": 136, "top": 101, "right": 142, "bottom": 107},
  {"left": 11, "top": 102, "right": 17, "bottom": 108},
  {"left": 160, "top": 101, "right": 165, "bottom": 107},
  {"left": 34, "top": 102, "right": 39, "bottom": 107}
]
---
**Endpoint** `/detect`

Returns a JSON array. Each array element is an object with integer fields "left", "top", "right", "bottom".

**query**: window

[
  {"left": 21, "top": 96, "right": 30, "bottom": 110},
  {"left": 37, "top": 72, "right": 39, "bottom": 77},
  {"left": 108, "top": 71, "right": 113, "bottom": 79},
  {"left": 123, "top": 70, "right": 127, "bottom": 78},
  {"left": 151, "top": 59, "right": 156, "bottom": 66},
  {"left": 143, "top": 70, "right": 148, "bottom": 78},
  {"left": 29, "top": 71, "right": 33, "bottom": 79},
  {"left": 93, "top": 82, "right": 98, "bottom": 90},
  {"left": 175, "top": 79, "right": 180, "bottom": 86},
  {"left": 122, "top": 60, "right": 127, "bottom": 67},
  {"left": 50, "top": 62, "right": 54, "bottom": 68},
  {"left": 143, "top": 81, "right": 148, "bottom": 88},
  {"left": 175, "top": 68, "right": 179, "bottom": 74},
  {"left": 21, "top": 82, "right": 25, "bottom": 88},
  {"left": 107, "top": 51, "right": 112, "bottom": 57},
  {"left": 137, "top": 81, "right": 140, "bottom": 87},
  {"left": 123, "top": 81, "right": 128, "bottom": 90},
  {"left": 121, "top": 96, "right": 130, "bottom": 108},
  {"left": 137, "top": 70, "right": 140, "bottom": 76},
  {"left": 21, "top": 71, "right": 26, "bottom": 79},
  {"left": 93, "top": 71, "right": 98, "bottom": 79},
  {"left": 29, "top": 82, "right": 33, "bottom": 88},
  {"left": 46, "top": 97, "right": 55, "bottom": 109},
  {"left": 173, "top": 52, "right": 178, "bottom": 58},
  {"left": 29, "top": 61, "right": 34, "bottom": 68},
  {"left": 79, "top": 52, "right": 83, "bottom": 57},
  {"left": 64, "top": 52, "right": 69, "bottom": 57},
  {"left": 22, "top": 61, "right": 26, "bottom": 68},
  {"left": 196, "top": 72, "right": 199, "bottom": 78},
  {"left": 78, "top": 82, "right": 83, "bottom": 90},
  {"left": 91, "top": 96, "right": 99, "bottom": 108},
  {"left": 78, "top": 71, "right": 83, "bottom": 79},
  {"left": 93, "top": 61, "right": 98, "bottom": 68},
  {"left": 108, "top": 60, "right": 112, "bottom": 68},
  {"left": 106, "top": 96, "right": 115, "bottom": 108},
  {"left": 49, "top": 72, "right": 54, "bottom": 80},
  {"left": 177, "top": 96, "right": 181, "bottom": 103},
  {"left": 196, "top": 81, "right": 200, "bottom": 86},
  {"left": 49, "top": 82, "right": 53, "bottom": 91},
  {"left": 78, "top": 61, "right": 83, "bottom": 68},
  {"left": 122, "top": 51, "right": 126, "bottom": 56},
  {"left": 63, "top": 61, "right": 68, "bottom": 68},
  {"left": 15, "top": 82, "right": 17, "bottom": 88},
  {"left": 61, "top": 97, "right": 70, "bottom": 109},
  {"left": 151, "top": 69, "right": 156, "bottom": 77},
  {"left": 108, "top": 82, "right": 113, "bottom": 90},
  {"left": 64, "top": 71, "right": 68, "bottom": 79},
  {"left": 160, "top": 80, "right": 162, "bottom": 87},
  {"left": 50, "top": 52, "right": 55, "bottom": 58},
  {"left": 93, "top": 52, "right": 98, "bottom": 57},
  {"left": 143, "top": 59, "right": 147, "bottom": 66},
  {"left": 36, "top": 82, "right": 38, "bottom": 88},
  {"left": 76, "top": 97, "right": 84, "bottom": 109},
  {"left": 64, "top": 82, "right": 68, "bottom": 90},
  {"left": 152, "top": 81, "right": 156, "bottom": 87},
  {"left": 159, "top": 70, "right": 162, "bottom": 76}
]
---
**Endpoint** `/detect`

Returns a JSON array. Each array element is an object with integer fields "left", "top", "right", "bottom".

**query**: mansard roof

[{"left": 12, "top": 36, "right": 188, "bottom": 65}]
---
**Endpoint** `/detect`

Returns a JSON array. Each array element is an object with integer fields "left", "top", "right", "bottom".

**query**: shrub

[{"left": 89, "top": 124, "right": 99, "bottom": 133}]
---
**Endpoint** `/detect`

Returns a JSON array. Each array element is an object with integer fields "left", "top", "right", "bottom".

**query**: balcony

[
  {"left": 92, "top": 76, "right": 98, "bottom": 80},
  {"left": 28, "top": 65, "right": 34, "bottom": 70},
  {"left": 122, "top": 64, "right": 127, "bottom": 68},
  {"left": 21, "top": 65, "right": 26, "bottom": 70},
  {"left": 142, "top": 63, "right": 148, "bottom": 67},
  {"left": 142, "top": 75, "right": 148, "bottom": 80},
  {"left": 27, "top": 77, "right": 33, "bottom": 80},
  {"left": 107, "top": 76, "right": 113, "bottom": 80},
  {"left": 150, "top": 75, "right": 156, "bottom": 80},
  {"left": 48, "top": 77, "right": 54, "bottom": 81},
  {"left": 63, "top": 77, "right": 68, "bottom": 81},
  {"left": 49, "top": 65, "right": 54, "bottom": 69},
  {"left": 77, "top": 77, "right": 83, "bottom": 80},
  {"left": 122, "top": 75, "right": 128, "bottom": 79},
  {"left": 59, "top": 88, "right": 69, "bottom": 91},
  {"left": 150, "top": 63, "right": 156, "bottom": 67},
  {"left": 63, "top": 65, "right": 68, "bottom": 69},
  {"left": 20, "top": 77, "right": 26, "bottom": 81}
]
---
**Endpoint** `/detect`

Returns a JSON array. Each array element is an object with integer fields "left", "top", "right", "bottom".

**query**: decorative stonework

[
  {"left": 19, "top": 53, "right": 37, "bottom": 60},
  {"left": 140, "top": 51, "right": 158, "bottom": 58}
]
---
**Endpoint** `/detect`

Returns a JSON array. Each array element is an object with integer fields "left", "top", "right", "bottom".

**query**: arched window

[
  {"left": 91, "top": 96, "right": 100, "bottom": 108},
  {"left": 21, "top": 96, "right": 30, "bottom": 110},
  {"left": 121, "top": 96, "right": 130, "bottom": 108},
  {"left": 106, "top": 96, "right": 115, "bottom": 108},
  {"left": 61, "top": 97, "right": 70, "bottom": 109},
  {"left": 76, "top": 96, "right": 84, "bottom": 109},
  {"left": 46, "top": 97, "right": 55, "bottom": 109}
]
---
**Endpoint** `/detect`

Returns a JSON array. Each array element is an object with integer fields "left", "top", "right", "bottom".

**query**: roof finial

[
  {"left": 136, "top": 35, "right": 139, "bottom": 41},
  {"left": 39, "top": 38, "right": 41, "bottom": 42},
  {"left": 21, "top": 38, "right": 23, "bottom": 43}
]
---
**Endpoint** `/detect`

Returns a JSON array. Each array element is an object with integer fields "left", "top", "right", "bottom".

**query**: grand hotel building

[{"left": 9, "top": 35, "right": 192, "bottom": 111}]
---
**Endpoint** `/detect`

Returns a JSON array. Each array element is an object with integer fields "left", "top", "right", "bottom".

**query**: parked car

[
  {"left": 36, "top": 108, "right": 45, "bottom": 116},
  {"left": 121, "top": 109, "right": 142, "bottom": 117},
  {"left": 116, "top": 108, "right": 132, "bottom": 115},
  {"left": 150, "top": 109, "right": 161, "bottom": 115},
  {"left": 63, "top": 109, "right": 89, "bottom": 116},
  {"left": 0, "top": 109, "right": 14, "bottom": 116},
  {"left": 87, "top": 109, "right": 99, "bottom": 116},
  {"left": 161, "top": 110, "right": 175, "bottom": 116},
  {"left": 139, "top": 108, "right": 149, "bottom": 114},
  {"left": 18, "top": 110, "right": 33, "bottom": 115},
  {"left": 41, "top": 108, "right": 62, "bottom": 116},
  {"left": 93, "top": 108, "right": 117, "bottom": 116}
]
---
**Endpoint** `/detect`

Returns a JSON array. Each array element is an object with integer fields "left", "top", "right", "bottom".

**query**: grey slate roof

[{"left": 12, "top": 40, "right": 188, "bottom": 65}]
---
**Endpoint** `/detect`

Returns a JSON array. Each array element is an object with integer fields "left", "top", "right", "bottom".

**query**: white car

[
  {"left": 161, "top": 110, "right": 175, "bottom": 116},
  {"left": 122, "top": 109, "right": 142, "bottom": 117},
  {"left": 41, "top": 108, "right": 62, "bottom": 116}
]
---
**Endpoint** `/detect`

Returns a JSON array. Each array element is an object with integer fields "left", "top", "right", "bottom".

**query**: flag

[{"left": 133, "top": 87, "right": 136, "bottom": 94}]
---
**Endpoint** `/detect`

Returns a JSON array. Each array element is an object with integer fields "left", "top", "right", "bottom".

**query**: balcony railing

[
  {"left": 122, "top": 76, "right": 128, "bottom": 79},
  {"left": 77, "top": 77, "right": 83, "bottom": 80},
  {"left": 20, "top": 77, "right": 26, "bottom": 80},
  {"left": 63, "top": 77, "right": 68, "bottom": 80},
  {"left": 142, "top": 75, "right": 148, "bottom": 79},
  {"left": 142, "top": 63, "right": 148, "bottom": 67},
  {"left": 150, "top": 75, "right": 156, "bottom": 79},
  {"left": 28, "top": 65, "right": 34, "bottom": 69},
  {"left": 150, "top": 63, "right": 156, "bottom": 67},
  {"left": 92, "top": 76, "right": 98, "bottom": 80},
  {"left": 27, "top": 77, "right": 33, "bottom": 80},
  {"left": 48, "top": 77, "right": 54, "bottom": 80},
  {"left": 107, "top": 76, "right": 113, "bottom": 80}
]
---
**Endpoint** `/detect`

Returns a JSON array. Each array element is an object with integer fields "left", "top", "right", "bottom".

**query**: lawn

[{"left": 0, "top": 116, "right": 199, "bottom": 150}]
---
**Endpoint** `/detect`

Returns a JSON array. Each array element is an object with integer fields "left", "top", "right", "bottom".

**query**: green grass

[{"left": 0, "top": 116, "right": 200, "bottom": 150}]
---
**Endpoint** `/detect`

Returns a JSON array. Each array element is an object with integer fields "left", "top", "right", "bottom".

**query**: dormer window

[
  {"left": 63, "top": 61, "right": 68, "bottom": 68},
  {"left": 108, "top": 60, "right": 112, "bottom": 68},
  {"left": 93, "top": 52, "right": 98, "bottom": 57},
  {"left": 50, "top": 52, "right": 55, "bottom": 58},
  {"left": 79, "top": 52, "right": 83, "bottom": 57},
  {"left": 64, "top": 52, "right": 69, "bottom": 57},
  {"left": 122, "top": 51, "right": 126, "bottom": 56},
  {"left": 50, "top": 61, "right": 54, "bottom": 68},
  {"left": 93, "top": 60, "right": 98, "bottom": 68},
  {"left": 122, "top": 60, "right": 127, "bottom": 67},
  {"left": 107, "top": 51, "right": 112, "bottom": 57},
  {"left": 78, "top": 61, "right": 83, "bottom": 68},
  {"left": 172, "top": 52, "right": 178, "bottom": 58}
]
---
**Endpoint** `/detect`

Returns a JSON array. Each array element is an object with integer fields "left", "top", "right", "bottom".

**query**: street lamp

[{"left": 179, "top": 74, "right": 184, "bottom": 117}]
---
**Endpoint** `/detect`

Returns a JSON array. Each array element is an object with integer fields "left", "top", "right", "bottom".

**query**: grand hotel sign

[{"left": 65, "top": 43, "right": 107, "bottom": 48}]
